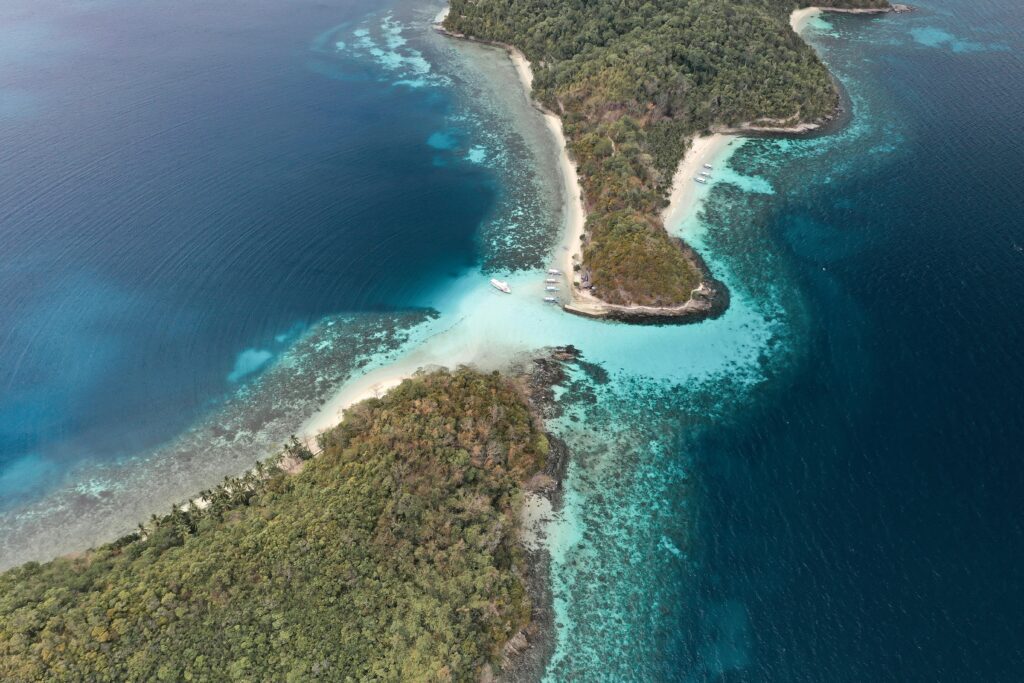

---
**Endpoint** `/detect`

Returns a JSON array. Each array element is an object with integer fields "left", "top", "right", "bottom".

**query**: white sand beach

[
  {"left": 661, "top": 133, "right": 735, "bottom": 231},
  {"left": 297, "top": 8, "right": 760, "bottom": 446},
  {"left": 505, "top": 45, "right": 733, "bottom": 315},
  {"left": 790, "top": 5, "right": 892, "bottom": 34},
  {"left": 505, "top": 49, "right": 586, "bottom": 285},
  {"left": 300, "top": 372, "right": 410, "bottom": 447},
  {"left": 790, "top": 6, "right": 823, "bottom": 33}
]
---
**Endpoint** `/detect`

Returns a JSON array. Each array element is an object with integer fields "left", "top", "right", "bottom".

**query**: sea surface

[
  {"left": 2, "top": 0, "right": 1023, "bottom": 679},
  {"left": 0, "top": 0, "right": 507, "bottom": 559}
]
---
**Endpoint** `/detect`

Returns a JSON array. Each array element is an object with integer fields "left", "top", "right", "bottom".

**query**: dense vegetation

[
  {"left": 445, "top": 0, "right": 888, "bottom": 306},
  {"left": 0, "top": 369, "right": 547, "bottom": 682}
]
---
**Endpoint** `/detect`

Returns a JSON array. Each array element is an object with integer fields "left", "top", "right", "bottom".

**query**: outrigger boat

[
  {"left": 703, "top": 163, "right": 713, "bottom": 169},
  {"left": 490, "top": 278, "right": 511, "bottom": 293},
  {"left": 543, "top": 296, "right": 559, "bottom": 303},
  {"left": 545, "top": 286, "right": 558, "bottom": 292},
  {"left": 695, "top": 177, "right": 707, "bottom": 184},
  {"left": 547, "top": 268, "right": 562, "bottom": 275},
  {"left": 545, "top": 278, "right": 558, "bottom": 283}
]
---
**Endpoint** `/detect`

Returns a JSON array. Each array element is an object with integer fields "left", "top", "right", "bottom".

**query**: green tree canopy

[
  {"left": 0, "top": 369, "right": 546, "bottom": 682},
  {"left": 445, "top": 0, "right": 888, "bottom": 306}
]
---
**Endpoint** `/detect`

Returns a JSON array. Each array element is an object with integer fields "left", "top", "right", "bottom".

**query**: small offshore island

[{"left": 443, "top": 0, "right": 893, "bottom": 323}]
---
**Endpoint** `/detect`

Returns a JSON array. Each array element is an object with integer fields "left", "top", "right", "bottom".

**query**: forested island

[
  {"left": 0, "top": 3, "right": 903, "bottom": 680},
  {"left": 0, "top": 369, "right": 550, "bottom": 682},
  {"left": 444, "top": 0, "right": 890, "bottom": 315}
]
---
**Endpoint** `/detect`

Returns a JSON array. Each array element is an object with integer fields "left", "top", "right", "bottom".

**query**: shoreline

[
  {"left": 508, "top": 53, "right": 587, "bottom": 287},
  {"left": 296, "top": 338, "right": 573, "bottom": 682},
  {"left": 437, "top": 3, "right": 897, "bottom": 325},
  {"left": 559, "top": 129, "right": 733, "bottom": 325},
  {"left": 433, "top": 20, "right": 586, "bottom": 294},
  {"left": 8, "top": 368, "right": 562, "bottom": 681},
  {"left": 661, "top": 133, "right": 736, "bottom": 234},
  {"left": 509, "top": 47, "right": 728, "bottom": 325},
  {"left": 547, "top": 3, "right": 903, "bottom": 323},
  {"left": 436, "top": 19, "right": 729, "bottom": 325},
  {"left": 792, "top": 5, "right": 897, "bottom": 34},
  {"left": 299, "top": 371, "right": 410, "bottom": 447},
  {"left": 791, "top": 6, "right": 823, "bottom": 33}
]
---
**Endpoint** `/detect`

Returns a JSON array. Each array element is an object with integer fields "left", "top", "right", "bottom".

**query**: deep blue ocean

[
  {"left": 2, "top": 0, "right": 1023, "bottom": 679},
  {"left": 0, "top": 0, "right": 485, "bottom": 507},
  {"left": 672, "top": 2, "right": 1024, "bottom": 679}
]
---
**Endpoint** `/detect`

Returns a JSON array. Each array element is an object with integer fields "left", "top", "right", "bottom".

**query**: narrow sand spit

[{"left": 505, "top": 49, "right": 585, "bottom": 284}]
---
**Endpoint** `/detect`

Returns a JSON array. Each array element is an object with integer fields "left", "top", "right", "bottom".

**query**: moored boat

[
  {"left": 695, "top": 177, "right": 707, "bottom": 184},
  {"left": 543, "top": 296, "right": 558, "bottom": 303},
  {"left": 545, "top": 285, "right": 558, "bottom": 291},
  {"left": 547, "top": 268, "right": 562, "bottom": 275},
  {"left": 490, "top": 278, "right": 511, "bottom": 293}
]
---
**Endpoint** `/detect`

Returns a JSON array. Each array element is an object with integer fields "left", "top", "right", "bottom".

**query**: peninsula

[{"left": 443, "top": 0, "right": 891, "bottom": 322}]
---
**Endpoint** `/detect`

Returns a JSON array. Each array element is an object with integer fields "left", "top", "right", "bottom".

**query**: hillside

[
  {"left": 0, "top": 369, "right": 547, "bottom": 682},
  {"left": 444, "top": 0, "right": 889, "bottom": 309}
]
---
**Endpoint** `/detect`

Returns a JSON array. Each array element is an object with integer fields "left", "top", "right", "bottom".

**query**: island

[
  {"left": 0, "top": 369, "right": 554, "bottom": 682},
  {"left": 0, "top": 3, "right": 908, "bottom": 680},
  {"left": 443, "top": 0, "right": 891, "bottom": 323}
]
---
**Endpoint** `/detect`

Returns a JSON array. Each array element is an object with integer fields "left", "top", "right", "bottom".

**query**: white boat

[
  {"left": 545, "top": 278, "right": 558, "bottom": 283},
  {"left": 547, "top": 268, "right": 562, "bottom": 275},
  {"left": 703, "top": 163, "right": 713, "bottom": 169},
  {"left": 545, "top": 286, "right": 558, "bottom": 291},
  {"left": 699, "top": 170, "right": 711, "bottom": 176},
  {"left": 695, "top": 177, "right": 707, "bottom": 184},
  {"left": 543, "top": 296, "right": 559, "bottom": 303},
  {"left": 490, "top": 278, "right": 511, "bottom": 293}
]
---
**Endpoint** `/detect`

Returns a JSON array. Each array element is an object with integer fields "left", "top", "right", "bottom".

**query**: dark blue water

[
  {"left": 677, "top": 2, "right": 1024, "bottom": 679},
  {"left": 0, "top": 0, "right": 487, "bottom": 507}
]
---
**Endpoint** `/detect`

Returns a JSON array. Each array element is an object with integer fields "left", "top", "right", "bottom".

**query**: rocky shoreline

[
  {"left": 563, "top": 243, "right": 730, "bottom": 325},
  {"left": 487, "top": 346, "right": 580, "bottom": 681},
  {"left": 492, "top": 436, "right": 569, "bottom": 682}
]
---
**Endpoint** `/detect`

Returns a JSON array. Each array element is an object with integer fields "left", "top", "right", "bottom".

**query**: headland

[{"left": 440, "top": 0, "right": 896, "bottom": 324}]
